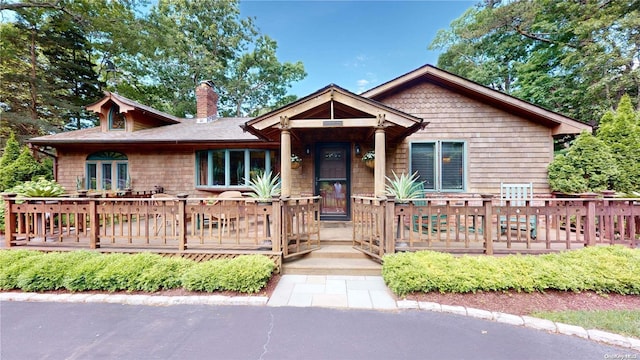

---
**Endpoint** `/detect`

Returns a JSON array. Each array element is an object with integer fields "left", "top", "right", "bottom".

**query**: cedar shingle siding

[{"left": 382, "top": 82, "right": 552, "bottom": 195}]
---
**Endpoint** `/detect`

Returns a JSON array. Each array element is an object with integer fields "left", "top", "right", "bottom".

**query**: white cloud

[
  {"left": 344, "top": 54, "right": 369, "bottom": 68},
  {"left": 356, "top": 73, "right": 378, "bottom": 93},
  {"left": 356, "top": 79, "right": 370, "bottom": 93}
]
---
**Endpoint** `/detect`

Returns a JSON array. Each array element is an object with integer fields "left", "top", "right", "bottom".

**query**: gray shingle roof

[{"left": 29, "top": 117, "right": 261, "bottom": 145}]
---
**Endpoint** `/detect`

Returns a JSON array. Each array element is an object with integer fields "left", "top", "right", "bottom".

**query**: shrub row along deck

[{"left": 3, "top": 194, "right": 638, "bottom": 268}]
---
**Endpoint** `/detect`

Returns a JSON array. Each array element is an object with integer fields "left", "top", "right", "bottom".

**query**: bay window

[{"left": 196, "top": 149, "right": 277, "bottom": 188}]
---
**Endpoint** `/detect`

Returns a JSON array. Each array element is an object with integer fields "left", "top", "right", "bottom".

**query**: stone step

[
  {"left": 282, "top": 257, "right": 382, "bottom": 276},
  {"left": 319, "top": 239, "right": 353, "bottom": 246},
  {"left": 307, "top": 245, "right": 369, "bottom": 259}
]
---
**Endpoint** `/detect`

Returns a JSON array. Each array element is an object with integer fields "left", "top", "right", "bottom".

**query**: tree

[
  {"left": 0, "top": 145, "right": 51, "bottom": 191},
  {"left": 41, "top": 12, "right": 104, "bottom": 130},
  {"left": 0, "top": 131, "right": 22, "bottom": 170},
  {"left": 547, "top": 132, "right": 618, "bottom": 194},
  {"left": 0, "top": 1, "right": 144, "bottom": 140},
  {"left": 596, "top": 95, "right": 640, "bottom": 192},
  {"left": 129, "top": 0, "right": 305, "bottom": 117},
  {"left": 218, "top": 35, "right": 306, "bottom": 117},
  {"left": 1, "top": 0, "right": 306, "bottom": 135},
  {"left": 430, "top": 0, "right": 640, "bottom": 125}
]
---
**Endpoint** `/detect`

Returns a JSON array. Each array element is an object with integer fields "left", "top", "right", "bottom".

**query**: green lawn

[{"left": 531, "top": 309, "right": 640, "bottom": 338}]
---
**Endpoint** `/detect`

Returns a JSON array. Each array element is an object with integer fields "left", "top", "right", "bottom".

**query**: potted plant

[
  {"left": 362, "top": 150, "right": 375, "bottom": 169},
  {"left": 385, "top": 171, "right": 423, "bottom": 203},
  {"left": 247, "top": 171, "right": 281, "bottom": 203},
  {"left": 291, "top": 154, "right": 302, "bottom": 169}
]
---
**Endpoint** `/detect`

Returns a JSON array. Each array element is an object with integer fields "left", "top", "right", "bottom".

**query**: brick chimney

[{"left": 195, "top": 81, "right": 218, "bottom": 119}]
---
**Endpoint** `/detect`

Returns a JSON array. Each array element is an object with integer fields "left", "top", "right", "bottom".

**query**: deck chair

[
  {"left": 410, "top": 182, "right": 448, "bottom": 233},
  {"left": 205, "top": 191, "right": 244, "bottom": 232},
  {"left": 151, "top": 193, "right": 179, "bottom": 235},
  {"left": 499, "top": 182, "right": 537, "bottom": 239}
]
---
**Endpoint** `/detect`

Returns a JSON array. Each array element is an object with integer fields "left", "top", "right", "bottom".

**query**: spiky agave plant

[
  {"left": 247, "top": 171, "right": 281, "bottom": 201},
  {"left": 385, "top": 171, "right": 423, "bottom": 203}
]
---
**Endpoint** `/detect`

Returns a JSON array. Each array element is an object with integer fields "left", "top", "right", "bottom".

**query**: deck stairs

[{"left": 282, "top": 222, "right": 382, "bottom": 276}]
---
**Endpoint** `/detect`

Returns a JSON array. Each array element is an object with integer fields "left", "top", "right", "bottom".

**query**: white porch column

[
  {"left": 374, "top": 126, "right": 386, "bottom": 198},
  {"left": 280, "top": 116, "right": 292, "bottom": 198}
]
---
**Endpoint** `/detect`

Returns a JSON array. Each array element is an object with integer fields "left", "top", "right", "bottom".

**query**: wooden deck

[
  {"left": 352, "top": 196, "right": 639, "bottom": 259},
  {"left": 2, "top": 195, "right": 638, "bottom": 270}
]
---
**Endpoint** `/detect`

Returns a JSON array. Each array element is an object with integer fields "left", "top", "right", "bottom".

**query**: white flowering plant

[
  {"left": 362, "top": 150, "right": 375, "bottom": 161},
  {"left": 291, "top": 154, "right": 302, "bottom": 163}
]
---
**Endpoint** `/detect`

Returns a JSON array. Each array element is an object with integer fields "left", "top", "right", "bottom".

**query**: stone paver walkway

[{"left": 267, "top": 275, "right": 396, "bottom": 310}]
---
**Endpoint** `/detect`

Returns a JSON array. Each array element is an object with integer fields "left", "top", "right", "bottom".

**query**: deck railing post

[
  {"left": 585, "top": 198, "right": 597, "bottom": 246},
  {"left": 384, "top": 198, "right": 395, "bottom": 254},
  {"left": 177, "top": 194, "right": 188, "bottom": 251},
  {"left": 3, "top": 193, "right": 17, "bottom": 248},
  {"left": 483, "top": 197, "right": 493, "bottom": 255},
  {"left": 88, "top": 197, "right": 99, "bottom": 249},
  {"left": 273, "top": 199, "right": 282, "bottom": 253}
]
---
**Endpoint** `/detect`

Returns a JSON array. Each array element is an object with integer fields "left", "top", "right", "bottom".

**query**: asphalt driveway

[{"left": 1, "top": 301, "right": 633, "bottom": 360}]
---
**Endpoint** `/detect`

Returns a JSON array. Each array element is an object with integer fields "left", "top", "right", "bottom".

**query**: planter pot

[
  {"left": 579, "top": 192, "right": 599, "bottom": 199},
  {"left": 291, "top": 161, "right": 301, "bottom": 169},
  {"left": 363, "top": 159, "right": 375, "bottom": 169},
  {"left": 600, "top": 190, "right": 616, "bottom": 198}
]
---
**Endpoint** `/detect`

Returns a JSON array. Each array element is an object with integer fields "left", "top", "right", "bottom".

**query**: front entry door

[{"left": 315, "top": 143, "right": 350, "bottom": 220}]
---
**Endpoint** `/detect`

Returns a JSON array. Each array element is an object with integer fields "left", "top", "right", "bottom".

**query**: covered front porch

[{"left": 245, "top": 84, "right": 425, "bottom": 221}]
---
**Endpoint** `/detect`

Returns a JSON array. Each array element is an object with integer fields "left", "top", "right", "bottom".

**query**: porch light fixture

[
  {"left": 354, "top": 143, "right": 361, "bottom": 155},
  {"left": 305, "top": 145, "right": 311, "bottom": 155}
]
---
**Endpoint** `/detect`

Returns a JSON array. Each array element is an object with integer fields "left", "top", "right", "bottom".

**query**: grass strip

[{"left": 531, "top": 309, "right": 640, "bottom": 339}]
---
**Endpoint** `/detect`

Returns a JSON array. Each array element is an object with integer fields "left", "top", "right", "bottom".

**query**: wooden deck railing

[
  {"left": 352, "top": 196, "right": 639, "bottom": 256},
  {"left": 3, "top": 194, "right": 320, "bottom": 258}
]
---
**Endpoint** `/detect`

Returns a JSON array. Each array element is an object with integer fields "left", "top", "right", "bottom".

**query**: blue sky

[{"left": 240, "top": 0, "right": 476, "bottom": 97}]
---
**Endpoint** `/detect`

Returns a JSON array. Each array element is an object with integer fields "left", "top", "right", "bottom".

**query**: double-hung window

[
  {"left": 86, "top": 151, "right": 128, "bottom": 190},
  {"left": 196, "top": 149, "right": 277, "bottom": 188},
  {"left": 410, "top": 141, "right": 466, "bottom": 192}
]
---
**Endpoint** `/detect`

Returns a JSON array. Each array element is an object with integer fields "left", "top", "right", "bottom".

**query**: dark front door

[{"left": 315, "top": 143, "right": 350, "bottom": 220}]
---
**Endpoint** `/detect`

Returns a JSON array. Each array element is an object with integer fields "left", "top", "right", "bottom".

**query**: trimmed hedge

[
  {"left": 182, "top": 255, "right": 275, "bottom": 293},
  {"left": 0, "top": 251, "right": 275, "bottom": 294},
  {"left": 382, "top": 246, "right": 640, "bottom": 296}
]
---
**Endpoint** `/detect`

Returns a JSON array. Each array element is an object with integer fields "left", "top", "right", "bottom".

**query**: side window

[
  {"left": 86, "top": 151, "right": 128, "bottom": 190},
  {"left": 410, "top": 141, "right": 466, "bottom": 192}
]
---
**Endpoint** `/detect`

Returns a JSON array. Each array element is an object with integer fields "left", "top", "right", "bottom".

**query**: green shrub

[
  {"left": 597, "top": 95, "right": 640, "bottom": 192},
  {"left": 0, "top": 250, "right": 275, "bottom": 294},
  {"left": 16, "top": 251, "right": 97, "bottom": 292},
  {"left": 0, "top": 250, "right": 44, "bottom": 290},
  {"left": 0, "top": 141, "right": 52, "bottom": 191},
  {"left": 547, "top": 131, "right": 619, "bottom": 193},
  {"left": 90, "top": 253, "right": 160, "bottom": 292},
  {"left": 182, "top": 255, "right": 275, "bottom": 293},
  {"left": 135, "top": 256, "right": 192, "bottom": 292},
  {"left": 10, "top": 176, "right": 65, "bottom": 197},
  {"left": 182, "top": 258, "right": 230, "bottom": 292},
  {"left": 382, "top": 246, "right": 640, "bottom": 296},
  {"left": 62, "top": 252, "right": 113, "bottom": 291}
]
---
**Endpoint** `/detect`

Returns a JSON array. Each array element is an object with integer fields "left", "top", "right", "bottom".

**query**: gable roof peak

[{"left": 361, "top": 64, "right": 591, "bottom": 135}]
